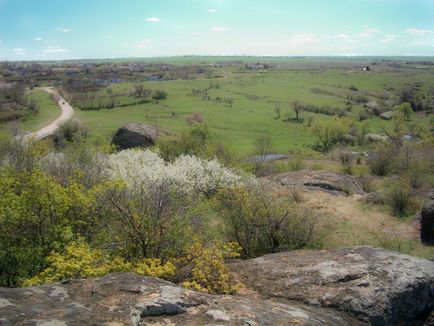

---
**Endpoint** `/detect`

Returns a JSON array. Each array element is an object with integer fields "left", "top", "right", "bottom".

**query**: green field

[
  {"left": 0, "top": 89, "right": 61, "bottom": 137},
  {"left": 76, "top": 64, "right": 434, "bottom": 155}
]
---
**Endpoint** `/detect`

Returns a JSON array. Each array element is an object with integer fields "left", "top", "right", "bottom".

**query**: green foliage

[
  {"left": 54, "top": 119, "right": 88, "bottom": 147},
  {"left": 311, "top": 117, "right": 349, "bottom": 152},
  {"left": 0, "top": 170, "right": 74, "bottom": 286},
  {"left": 385, "top": 180, "right": 414, "bottom": 217},
  {"left": 394, "top": 102, "right": 413, "bottom": 120},
  {"left": 23, "top": 240, "right": 176, "bottom": 286},
  {"left": 158, "top": 124, "right": 213, "bottom": 161},
  {"left": 101, "top": 179, "right": 193, "bottom": 261},
  {"left": 181, "top": 240, "right": 241, "bottom": 294},
  {"left": 368, "top": 143, "right": 396, "bottom": 176},
  {"left": 217, "top": 184, "right": 322, "bottom": 257}
]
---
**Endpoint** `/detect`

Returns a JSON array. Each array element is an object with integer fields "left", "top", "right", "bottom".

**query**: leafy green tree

[{"left": 394, "top": 102, "right": 413, "bottom": 120}]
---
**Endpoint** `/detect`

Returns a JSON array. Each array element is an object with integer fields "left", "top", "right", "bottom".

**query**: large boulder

[
  {"left": 112, "top": 123, "right": 167, "bottom": 150},
  {"left": 269, "top": 170, "right": 366, "bottom": 195},
  {"left": 421, "top": 200, "right": 434, "bottom": 245},
  {"left": 0, "top": 273, "right": 360, "bottom": 325},
  {"left": 229, "top": 246, "right": 434, "bottom": 325}
]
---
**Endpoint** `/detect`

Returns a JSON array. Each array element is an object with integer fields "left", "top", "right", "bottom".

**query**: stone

[
  {"left": 0, "top": 272, "right": 360, "bottom": 325},
  {"left": 1, "top": 248, "right": 434, "bottom": 325},
  {"left": 112, "top": 123, "right": 168, "bottom": 150},
  {"left": 229, "top": 246, "right": 434, "bottom": 325},
  {"left": 421, "top": 200, "right": 434, "bottom": 245},
  {"left": 365, "top": 133, "right": 390, "bottom": 143},
  {"left": 380, "top": 111, "right": 396, "bottom": 120},
  {"left": 269, "top": 170, "right": 366, "bottom": 195}
]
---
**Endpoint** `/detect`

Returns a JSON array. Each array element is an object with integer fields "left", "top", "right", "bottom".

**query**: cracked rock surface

[
  {"left": 1, "top": 247, "right": 434, "bottom": 325},
  {"left": 229, "top": 246, "right": 434, "bottom": 325}
]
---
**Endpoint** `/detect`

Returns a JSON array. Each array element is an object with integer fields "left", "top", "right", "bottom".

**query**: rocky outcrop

[
  {"left": 1, "top": 247, "right": 433, "bottom": 325},
  {"left": 365, "top": 133, "right": 390, "bottom": 143},
  {"left": 0, "top": 273, "right": 360, "bottom": 325},
  {"left": 421, "top": 200, "right": 434, "bottom": 245},
  {"left": 229, "top": 246, "right": 434, "bottom": 325},
  {"left": 380, "top": 111, "right": 396, "bottom": 120},
  {"left": 269, "top": 170, "right": 366, "bottom": 195},
  {"left": 112, "top": 123, "right": 168, "bottom": 150}
]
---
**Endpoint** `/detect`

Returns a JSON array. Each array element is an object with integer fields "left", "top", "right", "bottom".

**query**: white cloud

[
  {"left": 407, "top": 39, "right": 431, "bottom": 47},
  {"left": 105, "top": 34, "right": 113, "bottom": 39},
  {"left": 146, "top": 17, "right": 161, "bottom": 23},
  {"left": 336, "top": 34, "right": 349, "bottom": 39},
  {"left": 210, "top": 26, "right": 230, "bottom": 33},
  {"left": 134, "top": 39, "right": 153, "bottom": 49},
  {"left": 56, "top": 28, "right": 71, "bottom": 33},
  {"left": 208, "top": 8, "right": 217, "bottom": 13},
  {"left": 381, "top": 34, "right": 400, "bottom": 43},
  {"left": 356, "top": 26, "right": 380, "bottom": 38},
  {"left": 406, "top": 28, "right": 432, "bottom": 36},
  {"left": 34, "top": 37, "right": 43, "bottom": 41},
  {"left": 43, "top": 46, "right": 70, "bottom": 53},
  {"left": 290, "top": 33, "right": 317, "bottom": 43},
  {"left": 13, "top": 48, "right": 25, "bottom": 55}
]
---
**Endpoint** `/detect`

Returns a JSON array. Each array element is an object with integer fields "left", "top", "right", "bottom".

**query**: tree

[
  {"left": 274, "top": 103, "right": 281, "bottom": 119},
  {"left": 292, "top": 101, "right": 304, "bottom": 121},
  {"left": 395, "top": 102, "right": 413, "bottom": 120},
  {"left": 254, "top": 135, "right": 273, "bottom": 160},
  {"left": 311, "top": 118, "right": 348, "bottom": 152}
]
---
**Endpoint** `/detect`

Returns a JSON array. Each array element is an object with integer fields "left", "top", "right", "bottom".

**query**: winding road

[{"left": 25, "top": 87, "right": 74, "bottom": 140}]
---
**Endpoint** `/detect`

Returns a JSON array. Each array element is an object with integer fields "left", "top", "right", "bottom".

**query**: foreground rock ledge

[
  {"left": 1, "top": 247, "right": 433, "bottom": 326},
  {"left": 229, "top": 246, "right": 434, "bottom": 325}
]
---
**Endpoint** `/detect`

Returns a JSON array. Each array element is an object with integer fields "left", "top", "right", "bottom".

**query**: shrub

[
  {"left": 152, "top": 89, "right": 168, "bottom": 100},
  {"left": 54, "top": 119, "right": 88, "bottom": 147},
  {"left": 106, "top": 149, "right": 241, "bottom": 197},
  {"left": 368, "top": 143, "right": 396, "bottom": 176},
  {"left": 217, "top": 182, "right": 322, "bottom": 257},
  {"left": 181, "top": 241, "right": 241, "bottom": 294},
  {"left": 23, "top": 240, "right": 176, "bottom": 286},
  {"left": 311, "top": 118, "right": 349, "bottom": 152},
  {"left": 386, "top": 180, "right": 414, "bottom": 216}
]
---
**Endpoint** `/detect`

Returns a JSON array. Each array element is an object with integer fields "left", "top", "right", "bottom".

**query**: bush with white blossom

[{"left": 106, "top": 149, "right": 242, "bottom": 195}]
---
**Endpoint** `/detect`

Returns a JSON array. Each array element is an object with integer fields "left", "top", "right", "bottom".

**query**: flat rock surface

[
  {"left": 1, "top": 247, "right": 433, "bottom": 325},
  {"left": 0, "top": 273, "right": 360, "bottom": 326},
  {"left": 229, "top": 246, "right": 434, "bottom": 325},
  {"left": 269, "top": 170, "right": 366, "bottom": 195}
]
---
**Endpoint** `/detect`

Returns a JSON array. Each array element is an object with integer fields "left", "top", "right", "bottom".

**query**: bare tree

[
  {"left": 292, "top": 101, "right": 304, "bottom": 121},
  {"left": 254, "top": 135, "right": 273, "bottom": 160},
  {"left": 274, "top": 103, "right": 281, "bottom": 119}
]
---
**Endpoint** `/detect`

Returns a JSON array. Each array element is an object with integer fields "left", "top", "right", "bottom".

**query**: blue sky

[{"left": 0, "top": 0, "right": 433, "bottom": 60}]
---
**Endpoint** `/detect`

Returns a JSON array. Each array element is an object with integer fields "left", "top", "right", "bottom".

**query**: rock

[
  {"left": 112, "top": 123, "right": 168, "bottom": 150},
  {"left": 0, "top": 272, "right": 361, "bottom": 325},
  {"left": 229, "top": 246, "right": 434, "bottom": 325},
  {"left": 401, "top": 134, "right": 414, "bottom": 142},
  {"left": 421, "top": 200, "right": 434, "bottom": 245},
  {"left": 380, "top": 111, "right": 396, "bottom": 120},
  {"left": 269, "top": 170, "right": 366, "bottom": 195},
  {"left": 365, "top": 133, "right": 390, "bottom": 143},
  {"left": 360, "top": 192, "right": 384, "bottom": 205}
]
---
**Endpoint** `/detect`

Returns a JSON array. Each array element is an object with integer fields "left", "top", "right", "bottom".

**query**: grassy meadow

[
  {"left": 0, "top": 89, "right": 61, "bottom": 137},
  {"left": 74, "top": 63, "right": 434, "bottom": 155}
]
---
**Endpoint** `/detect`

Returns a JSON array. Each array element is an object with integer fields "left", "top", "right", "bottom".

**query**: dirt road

[{"left": 25, "top": 87, "right": 74, "bottom": 140}]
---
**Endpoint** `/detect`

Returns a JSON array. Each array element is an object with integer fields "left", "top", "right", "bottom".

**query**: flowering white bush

[{"left": 106, "top": 149, "right": 242, "bottom": 195}]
